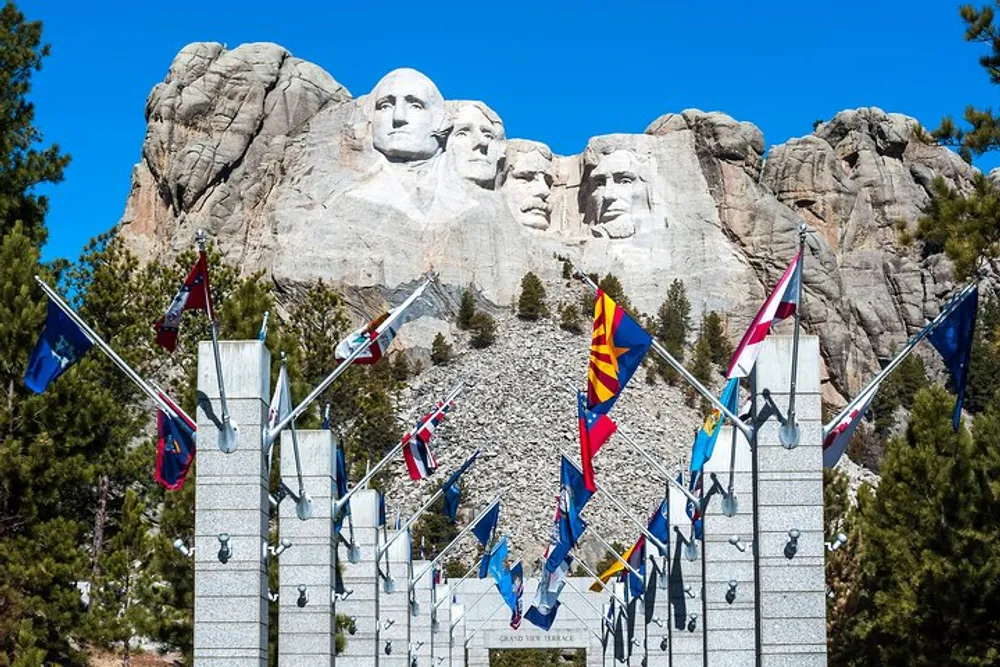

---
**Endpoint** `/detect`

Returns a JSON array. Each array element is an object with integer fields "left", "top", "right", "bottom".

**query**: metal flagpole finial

[{"left": 195, "top": 229, "right": 207, "bottom": 251}]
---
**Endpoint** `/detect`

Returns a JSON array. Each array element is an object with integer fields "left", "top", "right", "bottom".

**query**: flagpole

[
  {"left": 779, "top": 224, "right": 808, "bottom": 448},
  {"left": 564, "top": 575, "right": 623, "bottom": 628},
  {"left": 573, "top": 556, "right": 630, "bottom": 608},
  {"left": 278, "top": 353, "right": 311, "bottom": 520},
  {"left": 559, "top": 380, "right": 701, "bottom": 507},
  {"left": 560, "top": 600, "right": 607, "bottom": 648},
  {"left": 193, "top": 231, "right": 239, "bottom": 454},
  {"left": 268, "top": 277, "right": 433, "bottom": 444},
  {"left": 411, "top": 495, "right": 504, "bottom": 596},
  {"left": 32, "top": 276, "right": 191, "bottom": 423},
  {"left": 431, "top": 560, "right": 480, "bottom": 665},
  {"left": 561, "top": 451, "right": 668, "bottom": 556},
  {"left": 588, "top": 527, "right": 645, "bottom": 581},
  {"left": 333, "top": 381, "right": 465, "bottom": 518},
  {"left": 462, "top": 596, "right": 507, "bottom": 651},
  {"left": 571, "top": 267, "right": 753, "bottom": 440},
  {"left": 823, "top": 279, "right": 979, "bottom": 437}
]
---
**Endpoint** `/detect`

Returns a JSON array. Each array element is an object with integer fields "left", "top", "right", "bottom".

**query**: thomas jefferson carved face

[
  {"left": 447, "top": 103, "right": 504, "bottom": 187},
  {"left": 503, "top": 141, "right": 554, "bottom": 230},
  {"left": 589, "top": 150, "right": 647, "bottom": 238},
  {"left": 371, "top": 68, "right": 447, "bottom": 162}
]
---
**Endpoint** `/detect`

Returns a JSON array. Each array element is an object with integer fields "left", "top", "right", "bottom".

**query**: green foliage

[
  {"left": 579, "top": 272, "right": 599, "bottom": 315},
  {"left": 0, "top": 2, "right": 69, "bottom": 247},
  {"left": 837, "top": 385, "right": 1000, "bottom": 665},
  {"left": 561, "top": 260, "right": 573, "bottom": 279},
  {"left": 700, "top": 311, "right": 733, "bottom": 368},
  {"left": 656, "top": 279, "right": 690, "bottom": 384},
  {"left": 430, "top": 332, "right": 454, "bottom": 366},
  {"left": 334, "top": 614, "right": 355, "bottom": 654},
  {"left": 517, "top": 272, "right": 549, "bottom": 320},
  {"left": 558, "top": 302, "right": 583, "bottom": 334},
  {"left": 490, "top": 648, "right": 586, "bottom": 667},
  {"left": 597, "top": 273, "right": 635, "bottom": 317},
  {"left": 916, "top": 174, "right": 1000, "bottom": 278},
  {"left": 457, "top": 288, "right": 476, "bottom": 330},
  {"left": 410, "top": 487, "right": 459, "bottom": 560},
  {"left": 593, "top": 541, "right": 626, "bottom": 576},
  {"left": 469, "top": 312, "right": 497, "bottom": 349},
  {"left": 824, "top": 469, "right": 865, "bottom": 665},
  {"left": 443, "top": 559, "right": 467, "bottom": 578},
  {"left": 870, "top": 352, "right": 929, "bottom": 439},
  {"left": 687, "top": 333, "right": 714, "bottom": 414},
  {"left": 967, "top": 295, "right": 1000, "bottom": 415}
]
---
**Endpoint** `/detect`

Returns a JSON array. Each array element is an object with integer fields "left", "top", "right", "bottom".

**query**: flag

[
  {"left": 487, "top": 538, "right": 514, "bottom": 609},
  {"left": 824, "top": 381, "right": 880, "bottom": 468},
  {"left": 622, "top": 535, "right": 646, "bottom": 600},
  {"left": 377, "top": 491, "right": 386, "bottom": 527},
  {"left": 625, "top": 596, "right": 639, "bottom": 658},
  {"left": 334, "top": 445, "right": 350, "bottom": 534},
  {"left": 685, "top": 471, "right": 704, "bottom": 541},
  {"left": 154, "top": 406, "right": 197, "bottom": 490},
  {"left": 334, "top": 310, "right": 397, "bottom": 365},
  {"left": 401, "top": 399, "right": 451, "bottom": 481},
  {"left": 689, "top": 377, "right": 740, "bottom": 474},
  {"left": 267, "top": 362, "right": 293, "bottom": 442},
  {"left": 442, "top": 450, "right": 480, "bottom": 523},
  {"left": 928, "top": 286, "right": 978, "bottom": 431},
  {"left": 727, "top": 251, "right": 801, "bottom": 378},
  {"left": 510, "top": 561, "right": 524, "bottom": 629},
  {"left": 602, "top": 599, "right": 616, "bottom": 648},
  {"left": 472, "top": 501, "right": 500, "bottom": 547},
  {"left": 524, "top": 552, "right": 571, "bottom": 631},
  {"left": 647, "top": 497, "right": 670, "bottom": 550},
  {"left": 587, "top": 289, "right": 652, "bottom": 414},
  {"left": 24, "top": 297, "right": 94, "bottom": 393},
  {"left": 590, "top": 538, "right": 644, "bottom": 593},
  {"left": 544, "top": 457, "right": 594, "bottom": 572},
  {"left": 578, "top": 391, "right": 617, "bottom": 492},
  {"left": 155, "top": 251, "right": 211, "bottom": 352},
  {"left": 613, "top": 604, "right": 626, "bottom": 661}
]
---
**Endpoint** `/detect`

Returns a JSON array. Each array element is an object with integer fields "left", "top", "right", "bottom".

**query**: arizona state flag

[
  {"left": 587, "top": 290, "right": 651, "bottom": 415},
  {"left": 155, "top": 252, "right": 212, "bottom": 352}
]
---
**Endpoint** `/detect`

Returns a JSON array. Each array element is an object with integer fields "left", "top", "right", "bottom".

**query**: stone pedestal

[
  {"left": 278, "top": 429, "right": 336, "bottom": 667},
  {"left": 194, "top": 341, "right": 271, "bottom": 667},
  {"left": 667, "top": 482, "right": 704, "bottom": 667},
  {"left": 335, "top": 490, "right": 379, "bottom": 667},
  {"left": 752, "top": 336, "right": 828, "bottom": 667}
]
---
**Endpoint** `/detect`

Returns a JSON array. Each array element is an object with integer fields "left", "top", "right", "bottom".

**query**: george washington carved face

[{"left": 371, "top": 68, "right": 448, "bottom": 162}]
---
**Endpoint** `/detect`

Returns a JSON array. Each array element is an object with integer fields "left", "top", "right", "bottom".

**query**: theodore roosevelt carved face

[
  {"left": 371, "top": 68, "right": 448, "bottom": 162},
  {"left": 447, "top": 102, "right": 505, "bottom": 187},
  {"left": 503, "top": 140, "right": 554, "bottom": 230}
]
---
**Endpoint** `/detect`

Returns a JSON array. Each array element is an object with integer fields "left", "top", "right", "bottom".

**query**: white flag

[{"left": 824, "top": 381, "right": 880, "bottom": 468}]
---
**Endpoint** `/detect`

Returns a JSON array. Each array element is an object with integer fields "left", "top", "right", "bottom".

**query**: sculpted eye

[
  {"left": 409, "top": 101, "right": 424, "bottom": 110},
  {"left": 375, "top": 98, "right": 393, "bottom": 111},
  {"left": 454, "top": 129, "right": 469, "bottom": 137},
  {"left": 483, "top": 131, "right": 494, "bottom": 140}
]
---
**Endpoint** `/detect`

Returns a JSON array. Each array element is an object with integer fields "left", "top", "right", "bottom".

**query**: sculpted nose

[
  {"left": 530, "top": 176, "right": 549, "bottom": 199},
  {"left": 392, "top": 104, "right": 408, "bottom": 127},
  {"left": 472, "top": 131, "right": 489, "bottom": 153}
]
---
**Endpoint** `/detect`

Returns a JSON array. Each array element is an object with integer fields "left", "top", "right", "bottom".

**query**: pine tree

[
  {"left": 597, "top": 273, "right": 635, "bottom": 316},
  {"left": 559, "top": 302, "right": 583, "bottom": 334},
  {"left": 457, "top": 288, "right": 476, "bottom": 330},
  {"left": 687, "top": 333, "right": 714, "bottom": 414},
  {"left": 824, "top": 469, "right": 865, "bottom": 665},
  {"left": 657, "top": 279, "right": 690, "bottom": 384},
  {"left": 700, "top": 311, "right": 732, "bottom": 368},
  {"left": 517, "top": 272, "right": 549, "bottom": 320},
  {"left": 840, "top": 385, "right": 1000, "bottom": 665},
  {"left": 0, "top": 2, "right": 69, "bottom": 246},
  {"left": 469, "top": 312, "right": 497, "bottom": 349},
  {"left": 430, "top": 332, "right": 454, "bottom": 365},
  {"left": 410, "top": 487, "right": 460, "bottom": 560}
]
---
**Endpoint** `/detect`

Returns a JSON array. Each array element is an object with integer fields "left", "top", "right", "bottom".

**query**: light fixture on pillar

[
  {"left": 660, "top": 637, "right": 668, "bottom": 651},
  {"left": 728, "top": 535, "right": 746, "bottom": 553},
  {"left": 172, "top": 538, "right": 193, "bottom": 557},
  {"left": 384, "top": 575, "right": 396, "bottom": 594},
  {"left": 217, "top": 533, "right": 232, "bottom": 564},
  {"left": 348, "top": 541, "right": 361, "bottom": 564},
  {"left": 268, "top": 590, "right": 279, "bottom": 602},
  {"left": 650, "top": 616, "right": 664, "bottom": 628},
  {"left": 826, "top": 532, "right": 848, "bottom": 552},
  {"left": 687, "top": 614, "right": 698, "bottom": 632},
  {"left": 347, "top": 617, "right": 357, "bottom": 635},
  {"left": 785, "top": 528, "right": 801, "bottom": 559},
  {"left": 726, "top": 579, "right": 738, "bottom": 604},
  {"left": 711, "top": 472, "right": 738, "bottom": 517},
  {"left": 410, "top": 597, "right": 421, "bottom": 617},
  {"left": 383, "top": 619, "right": 395, "bottom": 631},
  {"left": 683, "top": 584, "right": 697, "bottom": 599},
  {"left": 384, "top": 641, "right": 392, "bottom": 656},
  {"left": 296, "top": 494, "right": 314, "bottom": 521},
  {"left": 296, "top": 584, "right": 308, "bottom": 608},
  {"left": 270, "top": 537, "right": 292, "bottom": 557},
  {"left": 411, "top": 659, "right": 418, "bottom": 667},
  {"left": 674, "top": 526, "right": 699, "bottom": 562}
]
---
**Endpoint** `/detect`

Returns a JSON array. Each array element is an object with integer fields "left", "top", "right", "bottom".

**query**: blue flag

[
  {"left": 442, "top": 450, "right": 480, "bottom": 524},
  {"left": 545, "top": 456, "right": 593, "bottom": 572},
  {"left": 647, "top": 497, "right": 670, "bottom": 552},
  {"left": 24, "top": 298, "right": 94, "bottom": 393},
  {"left": 334, "top": 446, "right": 351, "bottom": 533},
  {"left": 525, "top": 553, "right": 571, "bottom": 631},
  {"left": 929, "top": 286, "right": 979, "bottom": 431},
  {"left": 487, "top": 538, "right": 515, "bottom": 608},
  {"left": 154, "top": 410, "right": 196, "bottom": 490},
  {"left": 377, "top": 491, "right": 386, "bottom": 527},
  {"left": 472, "top": 501, "right": 500, "bottom": 547},
  {"left": 689, "top": 377, "right": 739, "bottom": 473}
]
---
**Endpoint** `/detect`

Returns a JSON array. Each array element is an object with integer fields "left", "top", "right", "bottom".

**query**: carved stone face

[
  {"left": 448, "top": 104, "right": 503, "bottom": 187},
  {"left": 589, "top": 150, "right": 646, "bottom": 238},
  {"left": 504, "top": 148, "right": 553, "bottom": 230},
  {"left": 371, "top": 68, "right": 447, "bottom": 162}
]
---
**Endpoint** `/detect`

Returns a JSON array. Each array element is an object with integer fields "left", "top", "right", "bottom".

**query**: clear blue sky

[{"left": 21, "top": 0, "right": 1000, "bottom": 262}]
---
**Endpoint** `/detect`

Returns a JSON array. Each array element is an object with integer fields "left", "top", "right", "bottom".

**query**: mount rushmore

[{"left": 117, "top": 41, "right": 981, "bottom": 402}]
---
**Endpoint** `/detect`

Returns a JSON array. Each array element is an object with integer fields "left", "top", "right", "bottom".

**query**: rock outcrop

[{"left": 118, "top": 43, "right": 979, "bottom": 401}]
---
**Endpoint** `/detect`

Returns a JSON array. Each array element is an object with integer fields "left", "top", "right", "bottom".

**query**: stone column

[
  {"left": 644, "top": 550, "right": 672, "bottom": 667},
  {"left": 278, "top": 429, "right": 335, "bottom": 667},
  {"left": 702, "top": 423, "right": 756, "bottom": 667},
  {"left": 194, "top": 341, "right": 271, "bottom": 667},
  {"left": 409, "top": 556, "right": 434, "bottom": 667},
  {"left": 752, "top": 336, "right": 828, "bottom": 667},
  {"left": 667, "top": 483, "right": 704, "bottom": 667},
  {"left": 335, "top": 490, "right": 379, "bottom": 667},
  {"left": 379, "top": 527, "right": 412, "bottom": 667}
]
